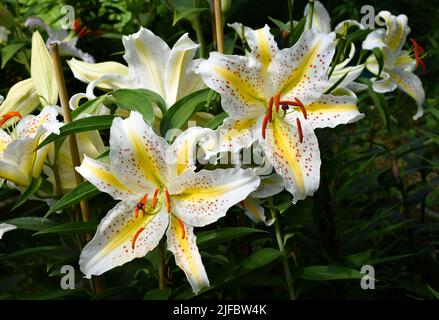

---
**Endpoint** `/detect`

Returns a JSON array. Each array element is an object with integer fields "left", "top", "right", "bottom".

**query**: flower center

[{"left": 261, "top": 94, "right": 306, "bottom": 143}]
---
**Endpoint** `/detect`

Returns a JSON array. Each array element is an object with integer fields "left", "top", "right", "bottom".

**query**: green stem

[
  {"left": 308, "top": 0, "right": 315, "bottom": 30},
  {"left": 271, "top": 209, "right": 296, "bottom": 300},
  {"left": 287, "top": 0, "right": 294, "bottom": 44},
  {"left": 192, "top": 14, "right": 206, "bottom": 58},
  {"left": 158, "top": 239, "right": 166, "bottom": 290}
]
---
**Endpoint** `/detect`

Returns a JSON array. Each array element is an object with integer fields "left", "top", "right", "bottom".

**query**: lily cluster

[{"left": 0, "top": 1, "right": 426, "bottom": 293}]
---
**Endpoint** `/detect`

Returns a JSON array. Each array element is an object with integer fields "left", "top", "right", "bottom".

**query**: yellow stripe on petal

[
  {"left": 256, "top": 28, "right": 272, "bottom": 69},
  {"left": 166, "top": 219, "right": 209, "bottom": 293}
]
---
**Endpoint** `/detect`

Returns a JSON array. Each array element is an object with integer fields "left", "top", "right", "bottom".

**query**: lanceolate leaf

[
  {"left": 206, "top": 112, "right": 228, "bottom": 129},
  {"left": 2, "top": 217, "right": 57, "bottom": 231},
  {"left": 160, "top": 88, "right": 211, "bottom": 139},
  {"left": 34, "top": 221, "right": 98, "bottom": 236},
  {"left": 12, "top": 176, "right": 43, "bottom": 210},
  {"left": 297, "top": 266, "right": 364, "bottom": 280},
  {"left": 112, "top": 89, "right": 155, "bottom": 125},
  {"left": 72, "top": 95, "right": 108, "bottom": 119},
  {"left": 37, "top": 115, "right": 114, "bottom": 150},
  {"left": 197, "top": 227, "right": 267, "bottom": 248},
  {"left": 45, "top": 182, "right": 99, "bottom": 217}
]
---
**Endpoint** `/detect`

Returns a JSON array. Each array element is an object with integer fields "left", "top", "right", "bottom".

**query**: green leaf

[
  {"left": 134, "top": 88, "right": 167, "bottom": 115},
  {"left": 173, "top": 7, "right": 208, "bottom": 25},
  {"left": 37, "top": 115, "right": 114, "bottom": 150},
  {"left": 1, "top": 43, "right": 26, "bottom": 69},
  {"left": 345, "top": 28, "right": 373, "bottom": 44},
  {"left": 290, "top": 16, "right": 307, "bottom": 45},
  {"left": 0, "top": 4, "right": 15, "bottom": 28},
  {"left": 112, "top": 89, "right": 155, "bottom": 125},
  {"left": 2, "top": 217, "right": 57, "bottom": 231},
  {"left": 160, "top": 89, "right": 211, "bottom": 139},
  {"left": 297, "top": 266, "right": 364, "bottom": 280},
  {"left": 144, "top": 288, "right": 172, "bottom": 300},
  {"left": 427, "top": 284, "right": 439, "bottom": 300},
  {"left": 71, "top": 95, "right": 108, "bottom": 119},
  {"left": 238, "top": 248, "right": 281, "bottom": 273},
  {"left": 197, "top": 227, "right": 267, "bottom": 248},
  {"left": 34, "top": 221, "right": 98, "bottom": 236},
  {"left": 0, "top": 246, "right": 77, "bottom": 261},
  {"left": 268, "top": 17, "right": 289, "bottom": 31},
  {"left": 45, "top": 182, "right": 99, "bottom": 217},
  {"left": 12, "top": 176, "right": 43, "bottom": 210},
  {"left": 206, "top": 112, "right": 228, "bottom": 129}
]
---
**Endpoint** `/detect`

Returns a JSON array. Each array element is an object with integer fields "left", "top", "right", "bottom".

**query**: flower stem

[
  {"left": 158, "top": 238, "right": 166, "bottom": 290},
  {"left": 271, "top": 209, "right": 296, "bottom": 300},
  {"left": 192, "top": 15, "right": 207, "bottom": 58},
  {"left": 287, "top": 0, "right": 294, "bottom": 45}
]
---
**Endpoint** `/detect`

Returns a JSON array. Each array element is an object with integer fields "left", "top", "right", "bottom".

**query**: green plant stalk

[
  {"left": 158, "top": 238, "right": 166, "bottom": 289},
  {"left": 191, "top": 15, "right": 207, "bottom": 58},
  {"left": 308, "top": 0, "right": 314, "bottom": 29},
  {"left": 271, "top": 209, "right": 296, "bottom": 300},
  {"left": 287, "top": 0, "right": 294, "bottom": 45}
]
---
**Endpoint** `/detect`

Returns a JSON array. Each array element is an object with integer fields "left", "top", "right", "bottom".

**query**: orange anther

[
  {"left": 165, "top": 189, "right": 171, "bottom": 213},
  {"left": 295, "top": 98, "right": 307, "bottom": 119},
  {"left": 131, "top": 227, "right": 145, "bottom": 250},
  {"left": 268, "top": 96, "right": 274, "bottom": 122},
  {"left": 261, "top": 114, "right": 269, "bottom": 139},
  {"left": 0, "top": 112, "right": 22, "bottom": 127},
  {"left": 296, "top": 118, "right": 303, "bottom": 143},
  {"left": 177, "top": 218, "right": 185, "bottom": 240},
  {"left": 275, "top": 94, "right": 280, "bottom": 113},
  {"left": 135, "top": 193, "right": 148, "bottom": 218},
  {"left": 151, "top": 188, "right": 159, "bottom": 209}
]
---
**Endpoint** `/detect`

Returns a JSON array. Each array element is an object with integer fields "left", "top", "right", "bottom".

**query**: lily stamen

[
  {"left": 151, "top": 188, "right": 160, "bottom": 209},
  {"left": 267, "top": 96, "right": 274, "bottom": 122},
  {"left": 279, "top": 98, "right": 307, "bottom": 119},
  {"left": 275, "top": 93, "right": 280, "bottom": 113},
  {"left": 177, "top": 218, "right": 185, "bottom": 239},
  {"left": 296, "top": 118, "right": 303, "bottom": 143},
  {"left": 410, "top": 38, "right": 427, "bottom": 75},
  {"left": 0, "top": 112, "right": 22, "bottom": 127},
  {"left": 131, "top": 226, "right": 145, "bottom": 250},
  {"left": 261, "top": 114, "right": 269, "bottom": 139},
  {"left": 165, "top": 189, "right": 171, "bottom": 213}
]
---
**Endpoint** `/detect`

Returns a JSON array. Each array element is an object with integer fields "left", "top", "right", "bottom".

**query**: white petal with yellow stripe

[
  {"left": 167, "top": 219, "right": 209, "bottom": 293},
  {"left": 79, "top": 199, "right": 169, "bottom": 278},
  {"left": 170, "top": 168, "right": 260, "bottom": 227},
  {"left": 261, "top": 118, "right": 321, "bottom": 203}
]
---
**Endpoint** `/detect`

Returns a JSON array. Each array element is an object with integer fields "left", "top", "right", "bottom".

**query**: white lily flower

[
  {"left": 0, "top": 106, "right": 61, "bottom": 187},
  {"left": 240, "top": 174, "right": 284, "bottom": 226},
  {"left": 76, "top": 112, "right": 260, "bottom": 293},
  {"left": 68, "top": 27, "right": 205, "bottom": 113},
  {"left": 363, "top": 11, "right": 425, "bottom": 120},
  {"left": 25, "top": 17, "right": 94, "bottom": 63},
  {"left": 0, "top": 223, "right": 17, "bottom": 239},
  {"left": 198, "top": 26, "right": 364, "bottom": 203}
]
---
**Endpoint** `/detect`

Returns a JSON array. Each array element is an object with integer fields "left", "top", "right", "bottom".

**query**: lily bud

[{"left": 31, "top": 31, "right": 58, "bottom": 106}]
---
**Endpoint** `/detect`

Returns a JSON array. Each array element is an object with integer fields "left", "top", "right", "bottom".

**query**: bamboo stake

[
  {"left": 213, "top": 0, "right": 224, "bottom": 53},
  {"left": 49, "top": 43, "right": 90, "bottom": 224}
]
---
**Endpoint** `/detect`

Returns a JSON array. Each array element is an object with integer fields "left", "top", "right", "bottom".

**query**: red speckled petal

[
  {"left": 79, "top": 199, "right": 168, "bottom": 278},
  {"left": 166, "top": 219, "right": 209, "bottom": 294}
]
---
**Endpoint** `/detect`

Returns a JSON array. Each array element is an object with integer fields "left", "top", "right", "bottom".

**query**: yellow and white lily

[
  {"left": 68, "top": 27, "right": 205, "bottom": 114},
  {"left": 198, "top": 26, "right": 364, "bottom": 203},
  {"left": 0, "top": 106, "right": 61, "bottom": 188},
  {"left": 76, "top": 112, "right": 260, "bottom": 293},
  {"left": 0, "top": 223, "right": 16, "bottom": 239},
  {"left": 362, "top": 11, "right": 425, "bottom": 120}
]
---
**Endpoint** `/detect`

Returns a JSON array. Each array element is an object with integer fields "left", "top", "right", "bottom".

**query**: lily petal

[
  {"left": 251, "top": 173, "right": 284, "bottom": 198},
  {"left": 371, "top": 72, "right": 398, "bottom": 93},
  {"left": 0, "top": 223, "right": 17, "bottom": 239},
  {"left": 261, "top": 118, "right": 321, "bottom": 203},
  {"left": 109, "top": 112, "right": 168, "bottom": 191},
  {"left": 76, "top": 155, "right": 135, "bottom": 200},
  {"left": 67, "top": 58, "right": 129, "bottom": 90},
  {"left": 299, "top": 93, "right": 364, "bottom": 129},
  {"left": 166, "top": 219, "right": 209, "bottom": 293},
  {"left": 375, "top": 11, "right": 410, "bottom": 54},
  {"left": 198, "top": 52, "right": 265, "bottom": 119},
  {"left": 240, "top": 197, "right": 274, "bottom": 226},
  {"left": 0, "top": 128, "right": 12, "bottom": 153},
  {"left": 122, "top": 27, "right": 170, "bottom": 99},
  {"left": 79, "top": 200, "right": 169, "bottom": 278},
  {"left": 170, "top": 168, "right": 260, "bottom": 227},
  {"left": 15, "top": 105, "right": 61, "bottom": 138},
  {"left": 166, "top": 127, "right": 216, "bottom": 177},
  {"left": 304, "top": 0, "right": 331, "bottom": 34},
  {"left": 269, "top": 29, "right": 335, "bottom": 105},
  {"left": 388, "top": 68, "right": 425, "bottom": 120},
  {"left": 164, "top": 33, "right": 202, "bottom": 107},
  {"left": 215, "top": 116, "right": 260, "bottom": 154},
  {"left": 0, "top": 79, "right": 39, "bottom": 127},
  {"left": 243, "top": 24, "right": 278, "bottom": 69}
]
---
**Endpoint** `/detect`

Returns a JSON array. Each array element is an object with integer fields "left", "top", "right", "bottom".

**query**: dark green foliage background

[{"left": 0, "top": 0, "right": 438, "bottom": 299}]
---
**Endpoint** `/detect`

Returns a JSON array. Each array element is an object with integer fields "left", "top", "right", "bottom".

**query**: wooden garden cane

[
  {"left": 213, "top": 0, "right": 224, "bottom": 53},
  {"left": 49, "top": 43, "right": 102, "bottom": 293}
]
